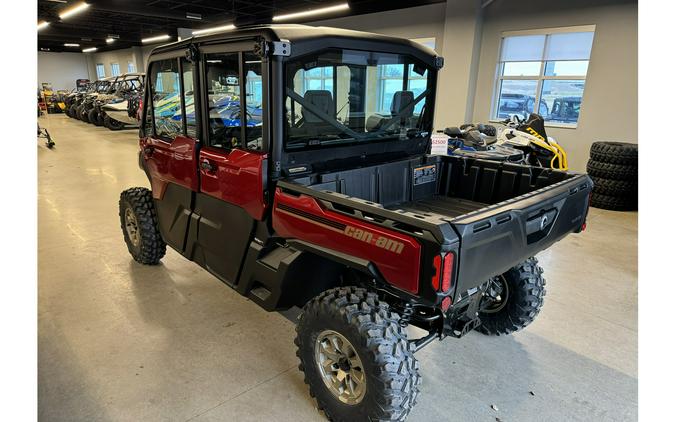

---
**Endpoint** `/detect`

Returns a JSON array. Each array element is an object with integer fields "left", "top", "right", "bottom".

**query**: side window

[
  {"left": 205, "top": 53, "right": 242, "bottom": 149},
  {"left": 244, "top": 52, "right": 263, "bottom": 150},
  {"left": 150, "top": 59, "right": 182, "bottom": 140},
  {"left": 181, "top": 58, "right": 197, "bottom": 138}
]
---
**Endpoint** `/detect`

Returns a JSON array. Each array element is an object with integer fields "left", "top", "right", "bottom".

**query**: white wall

[
  {"left": 471, "top": 0, "right": 638, "bottom": 171},
  {"left": 38, "top": 52, "right": 90, "bottom": 91}
]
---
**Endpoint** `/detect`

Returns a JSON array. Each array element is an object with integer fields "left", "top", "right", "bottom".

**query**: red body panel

[
  {"left": 199, "top": 147, "right": 268, "bottom": 220},
  {"left": 141, "top": 136, "right": 198, "bottom": 199},
  {"left": 272, "top": 188, "right": 422, "bottom": 294}
]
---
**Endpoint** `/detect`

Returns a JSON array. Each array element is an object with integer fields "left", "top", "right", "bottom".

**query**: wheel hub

[
  {"left": 314, "top": 330, "right": 366, "bottom": 405},
  {"left": 482, "top": 275, "right": 509, "bottom": 314},
  {"left": 124, "top": 208, "right": 140, "bottom": 247}
]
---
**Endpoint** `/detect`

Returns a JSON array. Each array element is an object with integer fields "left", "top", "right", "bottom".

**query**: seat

[
  {"left": 301, "top": 90, "right": 335, "bottom": 123},
  {"left": 390, "top": 90, "right": 414, "bottom": 119}
]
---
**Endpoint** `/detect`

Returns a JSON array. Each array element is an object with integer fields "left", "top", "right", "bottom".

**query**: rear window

[{"left": 284, "top": 48, "right": 434, "bottom": 151}]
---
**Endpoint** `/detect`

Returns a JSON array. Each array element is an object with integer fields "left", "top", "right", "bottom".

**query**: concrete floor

[{"left": 38, "top": 114, "right": 637, "bottom": 422}]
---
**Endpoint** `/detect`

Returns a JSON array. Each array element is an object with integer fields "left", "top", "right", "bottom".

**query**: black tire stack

[{"left": 586, "top": 141, "right": 638, "bottom": 211}]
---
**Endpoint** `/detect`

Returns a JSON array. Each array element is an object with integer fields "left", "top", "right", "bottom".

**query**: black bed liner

[{"left": 388, "top": 196, "right": 486, "bottom": 219}]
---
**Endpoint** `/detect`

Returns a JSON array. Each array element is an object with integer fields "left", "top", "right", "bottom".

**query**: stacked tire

[{"left": 586, "top": 141, "right": 638, "bottom": 211}]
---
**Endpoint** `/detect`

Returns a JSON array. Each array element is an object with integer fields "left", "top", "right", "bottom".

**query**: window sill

[{"left": 488, "top": 119, "right": 578, "bottom": 129}]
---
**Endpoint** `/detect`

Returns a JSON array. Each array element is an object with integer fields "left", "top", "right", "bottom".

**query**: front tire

[
  {"left": 296, "top": 287, "right": 420, "bottom": 422},
  {"left": 478, "top": 257, "right": 546, "bottom": 336},
  {"left": 119, "top": 187, "right": 166, "bottom": 265},
  {"left": 104, "top": 115, "right": 125, "bottom": 131}
]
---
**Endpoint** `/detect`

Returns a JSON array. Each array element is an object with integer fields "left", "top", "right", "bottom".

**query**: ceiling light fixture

[
  {"left": 273, "top": 3, "right": 349, "bottom": 22},
  {"left": 38, "top": 21, "right": 50, "bottom": 31},
  {"left": 82, "top": 47, "right": 97, "bottom": 53},
  {"left": 59, "top": 2, "right": 90, "bottom": 20},
  {"left": 64, "top": 43, "right": 80, "bottom": 47},
  {"left": 142, "top": 34, "right": 171, "bottom": 44},
  {"left": 186, "top": 12, "right": 202, "bottom": 20},
  {"left": 106, "top": 38, "right": 115, "bottom": 44},
  {"left": 192, "top": 24, "right": 235, "bottom": 36}
]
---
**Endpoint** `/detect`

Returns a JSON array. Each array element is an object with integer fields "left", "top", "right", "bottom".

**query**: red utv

[{"left": 119, "top": 24, "right": 592, "bottom": 421}]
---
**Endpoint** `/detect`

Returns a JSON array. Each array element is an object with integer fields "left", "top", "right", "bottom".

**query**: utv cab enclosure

[{"left": 120, "top": 24, "right": 592, "bottom": 422}]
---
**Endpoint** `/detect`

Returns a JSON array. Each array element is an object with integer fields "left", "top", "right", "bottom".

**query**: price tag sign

[{"left": 430, "top": 133, "right": 449, "bottom": 156}]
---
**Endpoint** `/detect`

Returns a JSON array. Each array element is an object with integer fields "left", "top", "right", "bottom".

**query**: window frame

[
  {"left": 491, "top": 25, "right": 595, "bottom": 128},
  {"left": 144, "top": 52, "right": 195, "bottom": 143},
  {"left": 95, "top": 63, "right": 105, "bottom": 79},
  {"left": 111, "top": 62, "right": 120, "bottom": 76},
  {"left": 199, "top": 41, "right": 268, "bottom": 153}
]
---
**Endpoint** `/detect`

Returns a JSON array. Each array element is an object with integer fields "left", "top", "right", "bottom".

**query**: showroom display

[
  {"left": 118, "top": 25, "right": 592, "bottom": 421},
  {"left": 90, "top": 73, "right": 145, "bottom": 129},
  {"left": 587, "top": 141, "right": 638, "bottom": 210}
]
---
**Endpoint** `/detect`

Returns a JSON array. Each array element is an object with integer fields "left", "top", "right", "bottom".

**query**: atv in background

[
  {"left": 65, "top": 83, "right": 91, "bottom": 118},
  {"left": 76, "top": 77, "right": 115, "bottom": 122}
]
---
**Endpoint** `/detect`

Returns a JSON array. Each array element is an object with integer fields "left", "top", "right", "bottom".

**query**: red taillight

[
  {"left": 441, "top": 296, "right": 452, "bottom": 311},
  {"left": 431, "top": 255, "right": 442, "bottom": 290},
  {"left": 432, "top": 253, "right": 454, "bottom": 292},
  {"left": 441, "top": 253, "right": 454, "bottom": 292}
]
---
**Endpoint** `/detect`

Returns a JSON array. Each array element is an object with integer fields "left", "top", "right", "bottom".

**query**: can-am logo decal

[{"left": 344, "top": 225, "right": 405, "bottom": 254}]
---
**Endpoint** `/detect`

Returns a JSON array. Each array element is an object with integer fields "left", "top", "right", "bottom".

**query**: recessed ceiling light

[
  {"left": 64, "top": 43, "right": 80, "bottom": 47},
  {"left": 38, "top": 21, "right": 50, "bottom": 31},
  {"left": 106, "top": 38, "right": 115, "bottom": 44},
  {"left": 82, "top": 47, "right": 97, "bottom": 53},
  {"left": 192, "top": 24, "right": 235, "bottom": 36},
  {"left": 273, "top": 3, "right": 349, "bottom": 22},
  {"left": 59, "top": 2, "right": 90, "bottom": 20},
  {"left": 142, "top": 34, "right": 171, "bottom": 43}
]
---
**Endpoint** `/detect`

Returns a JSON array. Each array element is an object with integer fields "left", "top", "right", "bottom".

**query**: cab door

[
  {"left": 141, "top": 54, "right": 199, "bottom": 252},
  {"left": 191, "top": 45, "right": 268, "bottom": 285}
]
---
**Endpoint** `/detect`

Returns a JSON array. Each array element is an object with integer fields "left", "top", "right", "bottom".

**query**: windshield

[
  {"left": 97, "top": 81, "right": 111, "bottom": 93},
  {"left": 284, "top": 48, "right": 434, "bottom": 151}
]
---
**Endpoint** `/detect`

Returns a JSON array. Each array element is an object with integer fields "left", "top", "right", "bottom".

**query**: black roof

[{"left": 150, "top": 24, "right": 440, "bottom": 64}]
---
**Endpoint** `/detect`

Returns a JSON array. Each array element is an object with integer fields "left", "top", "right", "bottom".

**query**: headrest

[{"left": 301, "top": 90, "right": 334, "bottom": 123}]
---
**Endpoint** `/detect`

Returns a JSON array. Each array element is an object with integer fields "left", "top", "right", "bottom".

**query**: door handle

[{"left": 200, "top": 160, "right": 217, "bottom": 172}]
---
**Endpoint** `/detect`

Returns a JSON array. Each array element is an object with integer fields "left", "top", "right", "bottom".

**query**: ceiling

[{"left": 38, "top": 0, "right": 445, "bottom": 53}]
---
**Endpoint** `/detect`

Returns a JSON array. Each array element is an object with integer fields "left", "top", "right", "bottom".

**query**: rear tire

[
  {"left": 478, "top": 257, "right": 546, "bottom": 336},
  {"left": 119, "top": 187, "right": 166, "bottom": 265},
  {"left": 296, "top": 286, "right": 420, "bottom": 422}
]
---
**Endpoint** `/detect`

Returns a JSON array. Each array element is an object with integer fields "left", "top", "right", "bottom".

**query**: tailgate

[{"left": 450, "top": 174, "right": 592, "bottom": 296}]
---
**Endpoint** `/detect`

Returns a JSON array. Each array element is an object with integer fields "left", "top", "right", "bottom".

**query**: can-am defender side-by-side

[{"left": 119, "top": 25, "right": 592, "bottom": 421}]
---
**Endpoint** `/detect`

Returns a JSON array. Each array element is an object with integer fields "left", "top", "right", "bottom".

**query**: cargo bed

[{"left": 387, "top": 197, "right": 487, "bottom": 219}]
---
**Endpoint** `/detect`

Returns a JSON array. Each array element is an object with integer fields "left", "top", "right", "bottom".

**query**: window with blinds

[{"left": 492, "top": 27, "right": 595, "bottom": 126}]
